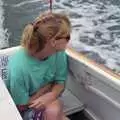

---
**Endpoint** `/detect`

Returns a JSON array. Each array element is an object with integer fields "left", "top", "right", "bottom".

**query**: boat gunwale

[
  {"left": 0, "top": 46, "right": 120, "bottom": 80},
  {"left": 66, "top": 47, "right": 120, "bottom": 81}
]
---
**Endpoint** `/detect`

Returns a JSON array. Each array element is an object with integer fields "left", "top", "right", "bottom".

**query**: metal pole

[{"left": 49, "top": 0, "right": 52, "bottom": 12}]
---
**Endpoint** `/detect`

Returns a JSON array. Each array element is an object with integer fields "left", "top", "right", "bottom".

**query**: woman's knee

[{"left": 45, "top": 100, "right": 63, "bottom": 117}]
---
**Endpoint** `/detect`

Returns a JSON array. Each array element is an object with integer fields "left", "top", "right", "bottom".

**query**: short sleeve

[{"left": 54, "top": 51, "right": 68, "bottom": 84}]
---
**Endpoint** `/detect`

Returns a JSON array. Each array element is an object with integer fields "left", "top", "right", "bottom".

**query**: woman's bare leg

[{"left": 44, "top": 99, "right": 64, "bottom": 120}]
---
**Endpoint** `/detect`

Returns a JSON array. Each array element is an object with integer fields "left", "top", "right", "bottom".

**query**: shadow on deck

[{"left": 68, "top": 111, "right": 90, "bottom": 120}]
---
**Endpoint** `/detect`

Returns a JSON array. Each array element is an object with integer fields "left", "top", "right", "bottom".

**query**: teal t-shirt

[{"left": 6, "top": 47, "right": 68, "bottom": 105}]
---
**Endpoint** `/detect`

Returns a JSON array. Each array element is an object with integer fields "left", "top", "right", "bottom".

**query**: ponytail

[{"left": 21, "top": 24, "right": 34, "bottom": 50}]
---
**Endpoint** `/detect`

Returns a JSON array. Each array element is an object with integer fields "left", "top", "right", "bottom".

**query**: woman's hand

[
  {"left": 28, "top": 84, "right": 52, "bottom": 104},
  {"left": 28, "top": 92, "right": 56, "bottom": 110}
]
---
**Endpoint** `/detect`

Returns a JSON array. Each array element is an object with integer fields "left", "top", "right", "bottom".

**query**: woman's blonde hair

[{"left": 21, "top": 12, "right": 71, "bottom": 53}]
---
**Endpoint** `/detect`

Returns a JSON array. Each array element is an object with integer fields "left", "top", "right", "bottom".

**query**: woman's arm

[
  {"left": 29, "top": 82, "right": 64, "bottom": 103},
  {"left": 28, "top": 83, "right": 65, "bottom": 109},
  {"left": 29, "top": 83, "right": 52, "bottom": 103},
  {"left": 51, "top": 83, "right": 65, "bottom": 99}
]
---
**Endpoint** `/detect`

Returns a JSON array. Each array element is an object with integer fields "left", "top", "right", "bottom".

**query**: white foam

[
  {"left": 12, "top": 0, "right": 47, "bottom": 7},
  {"left": 54, "top": 0, "right": 120, "bottom": 72},
  {"left": 2, "top": 0, "right": 120, "bottom": 72},
  {"left": 0, "top": 0, "right": 8, "bottom": 49}
]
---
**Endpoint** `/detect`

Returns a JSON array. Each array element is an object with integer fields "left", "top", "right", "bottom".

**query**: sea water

[
  {"left": 0, "top": 0, "right": 8, "bottom": 49},
  {"left": 1, "top": 0, "right": 120, "bottom": 73}
]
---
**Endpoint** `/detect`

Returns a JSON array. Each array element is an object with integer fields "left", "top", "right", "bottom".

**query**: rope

[{"left": 49, "top": 0, "right": 52, "bottom": 12}]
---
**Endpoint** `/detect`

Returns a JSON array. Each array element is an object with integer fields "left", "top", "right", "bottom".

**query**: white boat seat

[
  {"left": 0, "top": 77, "right": 23, "bottom": 120},
  {"left": 0, "top": 46, "right": 84, "bottom": 119},
  {"left": 61, "top": 89, "right": 84, "bottom": 115}
]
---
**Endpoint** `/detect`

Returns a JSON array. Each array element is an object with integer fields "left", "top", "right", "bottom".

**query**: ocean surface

[{"left": 0, "top": 0, "right": 120, "bottom": 73}]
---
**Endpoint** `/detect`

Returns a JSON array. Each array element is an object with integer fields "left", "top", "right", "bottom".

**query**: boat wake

[{"left": 0, "top": 0, "right": 8, "bottom": 49}]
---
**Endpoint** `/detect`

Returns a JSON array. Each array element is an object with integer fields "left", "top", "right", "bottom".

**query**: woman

[{"left": 6, "top": 12, "right": 71, "bottom": 120}]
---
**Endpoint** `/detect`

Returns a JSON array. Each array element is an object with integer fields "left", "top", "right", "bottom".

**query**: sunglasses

[{"left": 55, "top": 35, "right": 70, "bottom": 42}]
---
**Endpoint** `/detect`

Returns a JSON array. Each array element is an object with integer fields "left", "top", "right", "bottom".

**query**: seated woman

[{"left": 6, "top": 11, "right": 71, "bottom": 120}]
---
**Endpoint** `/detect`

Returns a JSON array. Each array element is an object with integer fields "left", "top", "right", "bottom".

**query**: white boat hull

[
  {"left": 0, "top": 46, "right": 120, "bottom": 120},
  {"left": 66, "top": 48, "right": 120, "bottom": 120}
]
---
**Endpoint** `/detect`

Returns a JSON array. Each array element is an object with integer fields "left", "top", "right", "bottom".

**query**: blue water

[{"left": 1, "top": 0, "right": 120, "bottom": 73}]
